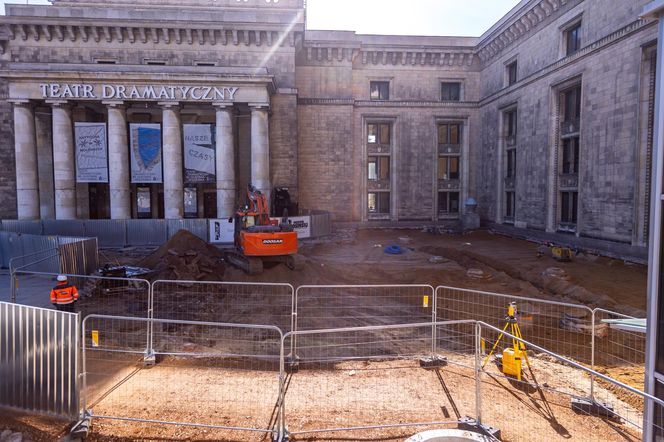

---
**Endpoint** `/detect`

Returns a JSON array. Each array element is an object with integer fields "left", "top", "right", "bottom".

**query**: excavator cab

[{"left": 225, "top": 184, "right": 304, "bottom": 275}]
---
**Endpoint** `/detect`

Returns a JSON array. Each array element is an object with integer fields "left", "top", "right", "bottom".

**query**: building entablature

[
  {"left": 0, "top": 20, "right": 303, "bottom": 51},
  {"left": 476, "top": 0, "right": 576, "bottom": 64}
]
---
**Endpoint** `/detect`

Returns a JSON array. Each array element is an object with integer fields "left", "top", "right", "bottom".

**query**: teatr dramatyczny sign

[{"left": 40, "top": 83, "right": 239, "bottom": 101}]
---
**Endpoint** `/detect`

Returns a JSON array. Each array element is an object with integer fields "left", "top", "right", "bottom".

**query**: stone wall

[{"left": 0, "top": 78, "right": 16, "bottom": 219}]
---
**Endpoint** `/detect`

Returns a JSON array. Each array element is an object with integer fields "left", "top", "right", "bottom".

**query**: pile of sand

[{"left": 139, "top": 230, "right": 226, "bottom": 281}]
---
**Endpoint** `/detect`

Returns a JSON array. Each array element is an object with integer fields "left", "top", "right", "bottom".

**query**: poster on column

[
  {"left": 74, "top": 122, "right": 108, "bottom": 183},
  {"left": 129, "top": 123, "right": 163, "bottom": 183},
  {"left": 183, "top": 124, "right": 216, "bottom": 184}
]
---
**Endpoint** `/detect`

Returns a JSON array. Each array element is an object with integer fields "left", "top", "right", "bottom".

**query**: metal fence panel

[
  {"left": 59, "top": 238, "right": 98, "bottom": 276},
  {"left": 0, "top": 220, "right": 43, "bottom": 235},
  {"left": 1, "top": 232, "right": 60, "bottom": 272},
  {"left": 295, "top": 285, "right": 435, "bottom": 332},
  {"left": 166, "top": 219, "right": 208, "bottom": 241},
  {"left": 43, "top": 220, "right": 85, "bottom": 237},
  {"left": 84, "top": 220, "right": 126, "bottom": 248},
  {"left": 0, "top": 302, "right": 80, "bottom": 419},
  {"left": 436, "top": 286, "right": 595, "bottom": 365},
  {"left": 282, "top": 321, "right": 474, "bottom": 436},
  {"left": 81, "top": 315, "right": 282, "bottom": 436},
  {"left": 151, "top": 280, "right": 294, "bottom": 333},
  {"left": 126, "top": 219, "right": 167, "bottom": 246}
]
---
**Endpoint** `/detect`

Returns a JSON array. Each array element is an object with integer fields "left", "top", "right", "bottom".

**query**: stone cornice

[
  {"left": 298, "top": 97, "right": 480, "bottom": 108},
  {"left": 476, "top": 0, "right": 575, "bottom": 65},
  {"left": 1, "top": 20, "right": 302, "bottom": 48},
  {"left": 300, "top": 45, "right": 477, "bottom": 68}
]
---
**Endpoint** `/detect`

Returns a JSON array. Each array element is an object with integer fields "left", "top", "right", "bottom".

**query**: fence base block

[
  {"left": 419, "top": 356, "right": 448, "bottom": 369},
  {"left": 273, "top": 428, "right": 289, "bottom": 442},
  {"left": 143, "top": 349, "right": 156, "bottom": 366},
  {"left": 69, "top": 411, "right": 92, "bottom": 439},
  {"left": 458, "top": 416, "right": 502, "bottom": 440},
  {"left": 571, "top": 397, "right": 619, "bottom": 421}
]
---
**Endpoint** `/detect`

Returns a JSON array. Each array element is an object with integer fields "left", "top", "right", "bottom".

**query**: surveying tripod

[{"left": 482, "top": 302, "right": 532, "bottom": 380}]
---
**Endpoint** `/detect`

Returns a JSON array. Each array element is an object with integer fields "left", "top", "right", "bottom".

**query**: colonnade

[{"left": 11, "top": 99, "right": 271, "bottom": 220}]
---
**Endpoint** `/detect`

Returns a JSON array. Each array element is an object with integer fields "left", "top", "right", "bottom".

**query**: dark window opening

[
  {"left": 438, "top": 123, "right": 461, "bottom": 145},
  {"left": 184, "top": 187, "right": 198, "bottom": 218},
  {"left": 137, "top": 187, "right": 152, "bottom": 219},
  {"left": 438, "top": 156, "right": 460, "bottom": 181},
  {"left": 370, "top": 81, "right": 390, "bottom": 101},
  {"left": 368, "top": 156, "right": 390, "bottom": 181},
  {"left": 195, "top": 62, "right": 216, "bottom": 67},
  {"left": 507, "top": 61, "right": 518, "bottom": 86},
  {"left": 146, "top": 61, "right": 167, "bottom": 66},
  {"left": 367, "top": 123, "right": 391, "bottom": 144},
  {"left": 505, "top": 192, "right": 515, "bottom": 219},
  {"left": 438, "top": 192, "right": 460, "bottom": 215},
  {"left": 506, "top": 110, "right": 517, "bottom": 138},
  {"left": 566, "top": 22, "right": 582, "bottom": 56},
  {"left": 441, "top": 82, "right": 461, "bottom": 101},
  {"left": 368, "top": 192, "right": 390, "bottom": 214},
  {"left": 562, "top": 137, "right": 580, "bottom": 174},
  {"left": 506, "top": 149, "right": 517, "bottom": 178},
  {"left": 96, "top": 59, "right": 117, "bottom": 64},
  {"left": 563, "top": 85, "right": 582, "bottom": 123},
  {"left": 561, "top": 191, "right": 578, "bottom": 224}
]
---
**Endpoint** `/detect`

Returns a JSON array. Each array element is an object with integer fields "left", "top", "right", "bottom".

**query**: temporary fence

[
  {"left": 81, "top": 315, "right": 283, "bottom": 437},
  {"left": 279, "top": 321, "right": 477, "bottom": 438},
  {"left": 0, "top": 302, "right": 80, "bottom": 419},
  {"left": 10, "top": 270, "right": 151, "bottom": 320},
  {"left": 592, "top": 308, "right": 646, "bottom": 391},
  {"left": 151, "top": 280, "right": 294, "bottom": 333},
  {"left": 474, "top": 321, "right": 663, "bottom": 442},
  {"left": 436, "top": 286, "right": 595, "bottom": 366}
]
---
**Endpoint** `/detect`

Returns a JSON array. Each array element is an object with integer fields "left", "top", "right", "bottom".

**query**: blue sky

[{"left": 1, "top": 0, "right": 522, "bottom": 37}]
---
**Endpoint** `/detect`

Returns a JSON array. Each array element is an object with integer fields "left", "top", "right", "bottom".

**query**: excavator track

[
  {"left": 224, "top": 250, "right": 264, "bottom": 275},
  {"left": 286, "top": 254, "right": 305, "bottom": 271}
]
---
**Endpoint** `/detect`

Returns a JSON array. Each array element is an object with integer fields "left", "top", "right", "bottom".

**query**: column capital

[
  {"left": 102, "top": 100, "right": 125, "bottom": 108},
  {"left": 212, "top": 101, "right": 234, "bottom": 109},
  {"left": 249, "top": 102, "right": 270, "bottom": 110},
  {"left": 46, "top": 99, "right": 70, "bottom": 107},
  {"left": 158, "top": 101, "right": 180, "bottom": 109}
]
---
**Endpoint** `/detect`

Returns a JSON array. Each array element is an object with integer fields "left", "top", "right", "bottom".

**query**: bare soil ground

[{"left": 3, "top": 228, "right": 648, "bottom": 441}]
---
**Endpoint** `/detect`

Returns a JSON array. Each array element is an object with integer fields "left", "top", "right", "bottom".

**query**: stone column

[
  {"left": 105, "top": 101, "right": 131, "bottom": 219},
  {"left": 214, "top": 103, "right": 236, "bottom": 218},
  {"left": 49, "top": 100, "right": 77, "bottom": 219},
  {"left": 160, "top": 102, "right": 183, "bottom": 219},
  {"left": 35, "top": 107, "right": 55, "bottom": 219},
  {"left": 12, "top": 101, "right": 40, "bottom": 219},
  {"left": 250, "top": 104, "right": 271, "bottom": 200}
]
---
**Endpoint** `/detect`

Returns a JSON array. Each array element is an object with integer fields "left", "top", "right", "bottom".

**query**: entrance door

[{"left": 204, "top": 192, "right": 217, "bottom": 218}]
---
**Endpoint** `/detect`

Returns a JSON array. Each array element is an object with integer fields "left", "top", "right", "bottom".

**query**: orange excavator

[{"left": 224, "top": 184, "right": 304, "bottom": 275}]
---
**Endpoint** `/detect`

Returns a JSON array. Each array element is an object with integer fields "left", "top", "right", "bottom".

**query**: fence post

[
  {"left": 590, "top": 308, "right": 596, "bottom": 401},
  {"left": 10, "top": 269, "right": 16, "bottom": 303},
  {"left": 144, "top": 281, "right": 155, "bottom": 365},
  {"left": 278, "top": 333, "right": 287, "bottom": 442},
  {"left": 431, "top": 286, "right": 437, "bottom": 357},
  {"left": 475, "top": 321, "right": 482, "bottom": 425}
]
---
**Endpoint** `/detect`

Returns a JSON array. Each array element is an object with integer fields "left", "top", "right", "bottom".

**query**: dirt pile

[{"left": 139, "top": 230, "right": 226, "bottom": 281}]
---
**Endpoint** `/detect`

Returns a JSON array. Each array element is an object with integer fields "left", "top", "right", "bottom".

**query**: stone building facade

[{"left": 0, "top": 0, "right": 658, "bottom": 251}]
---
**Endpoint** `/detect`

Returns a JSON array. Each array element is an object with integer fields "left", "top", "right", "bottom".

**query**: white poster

[
  {"left": 270, "top": 216, "right": 312, "bottom": 239},
  {"left": 130, "top": 123, "right": 163, "bottom": 183},
  {"left": 209, "top": 218, "right": 236, "bottom": 244},
  {"left": 75, "top": 122, "right": 108, "bottom": 183},
  {"left": 184, "top": 124, "right": 216, "bottom": 184}
]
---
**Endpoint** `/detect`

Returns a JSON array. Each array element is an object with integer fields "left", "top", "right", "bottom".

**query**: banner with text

[
  {"left": 130, "top": 123, "right": 163, "bottom": 183},
  {"left": 184, "top": 124, "right": 216, "bottom": 184},
  {"left": 75, "top": 122, "right": 108, "bottom": 183}
]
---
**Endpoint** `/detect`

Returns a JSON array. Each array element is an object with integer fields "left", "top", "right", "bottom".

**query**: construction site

[{"left": 0, "top": 223, "right": 656, "bottom": 441}]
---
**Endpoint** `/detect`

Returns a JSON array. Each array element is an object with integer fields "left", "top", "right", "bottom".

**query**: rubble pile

[{"left": 138, "top": 230, "right": 226, "bottom": 281}]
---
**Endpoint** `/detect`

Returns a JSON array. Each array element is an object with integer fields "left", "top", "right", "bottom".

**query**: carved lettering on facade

[{"left": 39, "top": 83, "right": 240, "bottom": 101}]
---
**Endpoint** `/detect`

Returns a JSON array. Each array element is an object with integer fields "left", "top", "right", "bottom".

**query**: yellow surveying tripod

[{"left": 482, "top": 302, "right": 532, "bottom": 381}]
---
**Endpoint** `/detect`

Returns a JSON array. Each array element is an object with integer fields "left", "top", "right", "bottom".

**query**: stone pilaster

[
  {"left": 49, "top": 100, "right": 77, "bottom": 220},
  {"left": 250, "top": 104, "right": 270, "bottom": 201},
  {"left": 35, "top": 107, "right": 55, "bottom": 219}
]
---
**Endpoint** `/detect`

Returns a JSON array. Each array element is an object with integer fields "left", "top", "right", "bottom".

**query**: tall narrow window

[
  {"left": 441, "top": 82, "right": 461, "bottom": 101},
  {"left": 370, "top": 81, "right": 390, "bottom": 101},
  {"left": 505, "top": 191, "right": 516, "bottom": 220},
  {"left": 561, "top": 191, "right": 578, "bottom": 224},
  {"left": 506, "top": 150, "right": 517, "bottom": 178},
  {"left": 563, "top": 86, "right": 582, "bottom": 124},
  {"left": 565, "top": 22, "right": 582, "bottom": 56},
  {"left": 562, "top": 138, "right": 579, "bottom": 174},
  {"left": 367, "top": 122, "right": 392, "bottom": 218},
  {"left": 438, "top": 192, "right": 460, "bottom": 215},
  {"left": 438, "top": 157, "right": 460, "bottom": 180},
  {"left": 507, "top": 61, "right": 518, "bottom": 86}
]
